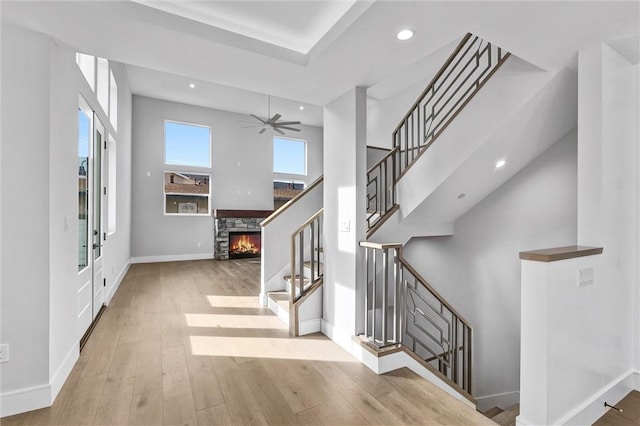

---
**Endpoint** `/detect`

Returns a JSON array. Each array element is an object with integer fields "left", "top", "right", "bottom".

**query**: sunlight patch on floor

[
  {"left": 207, "top": 295, "right": 261, "bottom": 308},
  {"left": 184, "top": 313, "right": 287, "bottom": 329},
  {"left": 189, "top": 335, "right": 357, "bottom": 362}
]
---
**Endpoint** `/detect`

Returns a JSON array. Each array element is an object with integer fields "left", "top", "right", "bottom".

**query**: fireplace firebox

[{"left": 228, "top": 232, "right": 261, "bottom": 259}]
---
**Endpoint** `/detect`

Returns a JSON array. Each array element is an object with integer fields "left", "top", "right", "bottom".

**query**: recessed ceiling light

[
  {"left": 496, "top": 159, "right": 506, "bottom": 169},
  {"left": 458, "top": 193, "right": 466, "bottom": 199},
  {"left": 189, "top": 83, "right": 195, "bottom": 89},
  {"left": 299, "top": 106, "right": 304, "bottom": 110},
  {"left": 396, "top": 29, "right": 415, "bottom": 41}
]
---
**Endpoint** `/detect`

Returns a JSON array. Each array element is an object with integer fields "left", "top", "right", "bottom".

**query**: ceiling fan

[{"left": 243, "top": 95, "right": 301, "bottom": 135}]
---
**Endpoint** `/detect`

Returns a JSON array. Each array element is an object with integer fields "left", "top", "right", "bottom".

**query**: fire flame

[{"left": 230, "top": 234, "right": 260, "bottom": 254}]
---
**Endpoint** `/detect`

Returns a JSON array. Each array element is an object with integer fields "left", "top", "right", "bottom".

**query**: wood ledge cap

[{"left": 519, "top": 245, "right": 603, "bottom": 262}]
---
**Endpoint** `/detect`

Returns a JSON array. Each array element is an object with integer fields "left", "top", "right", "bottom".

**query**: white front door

[
  {"left": 77, "top": 98, "right": 107, "bottom": 342},
  {"left": 91, "top": 118, "right": 105, "bottom": 319}
]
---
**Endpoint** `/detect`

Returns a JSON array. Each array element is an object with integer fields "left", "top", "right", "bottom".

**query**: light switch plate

[
  {"left": 578, "top": 267, "right": 594, "bottom": 287},
  {"left": 339, "top": 220, "right": 350, "bottom": 232},
  {"left": 0, "top": 343, "right": 9, "bottom": 363}
]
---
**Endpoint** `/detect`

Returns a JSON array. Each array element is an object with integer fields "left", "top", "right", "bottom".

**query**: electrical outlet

[
  {"left": 339, "top": 220, "right": 351, "bottom": 232},
  {"left": 0, "top": 343, "right": 9, "bottom": 363},
  {"left": 197, "top": 242, "right": 202, "bottom": 248}
]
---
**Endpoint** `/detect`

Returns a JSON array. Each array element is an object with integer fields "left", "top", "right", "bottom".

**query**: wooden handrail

[
  {"left": 292, "top": 208, "right": 324, "bottom": 237},
  {"left": 366, "top": 146, "right": 399, "bottom": 176},
  {"left": 260, "top": 175, "right": 323, "bottom": 227},
  {"left": 392, "top": 33, "right": 473, "bottom": 135},
  {"left": 359, "top": 241, "right": 402, "bottom": 250}
]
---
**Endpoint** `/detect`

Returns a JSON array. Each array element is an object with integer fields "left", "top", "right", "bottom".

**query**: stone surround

[{"left": 212, "top": 210, "right": 272, "bottom": 260}]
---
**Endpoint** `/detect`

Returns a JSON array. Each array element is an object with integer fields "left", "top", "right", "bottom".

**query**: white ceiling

[{"left": 2, "top": 1, "right": 638, "bottom": 128}]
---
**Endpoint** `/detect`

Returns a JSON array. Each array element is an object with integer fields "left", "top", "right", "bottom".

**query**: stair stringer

[{"left": 354, "top": 341, "right": 476, "bottom": 408}]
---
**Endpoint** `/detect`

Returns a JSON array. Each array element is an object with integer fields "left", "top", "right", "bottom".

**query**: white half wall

[
  {"left": 402, "top": 133, "right": 578, "bottom": 406},
  {"left": 131, "top": 96, "right": 323, "bottom": 259}
]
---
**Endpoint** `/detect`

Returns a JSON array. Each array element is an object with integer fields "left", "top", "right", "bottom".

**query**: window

[
  {"left": 107, "top": 136, "right": 116, "bottom": 234},
  {"left": 109, "top": 70, "right": 118, "bottom": 131},
  {"left": 164, "top": 121, "right": 211, "bottom": 167},
  {"left": 273, "top": 137, "right": 306, "bottom": 175},
  {"left": 78, "top": 99, "right": 92, "bottom": 271},
  {"left": 273, "top": 180, "right": 305, "bottom": 210},
  {"left": 76, "top": 53, "right": 95, "bottom": 90},
  {"left": 164, "top": 172, "right": 210, "bottom": 215},
  {"left": 96, "top": 57, "right": 109, "bottom": 114}
]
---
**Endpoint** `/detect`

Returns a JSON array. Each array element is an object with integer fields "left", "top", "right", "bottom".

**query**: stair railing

[
  {"left": 366, "top": 147, "right": 398, "bottom": 233},
  {"left": 366, "top": 33, "right": 510, "bottom": 233},
  {"left": 360, "top": 241, "right": 473, "bottom": 395},
  {"left": 290, "top": 208, "right": 323, "bottom": 302}
]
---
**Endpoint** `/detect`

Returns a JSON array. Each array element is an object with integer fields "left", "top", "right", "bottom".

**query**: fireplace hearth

[{"left": 229, "top": 232, "right": 261, "bottom": 259}]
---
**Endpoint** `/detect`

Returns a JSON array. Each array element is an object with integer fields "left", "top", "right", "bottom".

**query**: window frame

[{"left": 273, "top": 136, "right": 307, "bottom": 176}]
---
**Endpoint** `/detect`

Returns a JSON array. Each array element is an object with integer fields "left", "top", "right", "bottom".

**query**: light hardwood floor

[
  {"left": 594, "top": 390, "right": 640, "bottom": 426},
  {"left": 2, "top": 259, "right": 495, "bottom": 425}
]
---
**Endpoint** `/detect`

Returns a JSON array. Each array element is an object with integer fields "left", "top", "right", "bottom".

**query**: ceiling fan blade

[
  {"left": 274, "top": 121, "right": 301, "bottom": 126},
  {"left": 269, "top": 113, "right": 282, "bottom": 123},
  {"left": 276, "top": 126, "right": 301, "bottom": 132},
  {"left": 250, "top": 114, "right": 267, "bottom": 124},
  {"left": 274, "top": 127, "right": 285, "bottom": 135},
  {"left": 258, "top": 128, "right": 267, "bottom": 134}
]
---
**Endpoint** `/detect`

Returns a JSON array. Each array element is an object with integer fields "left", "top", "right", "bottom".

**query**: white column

[{"left": 322, "top": 87, "right": 367, "bottom": 348}]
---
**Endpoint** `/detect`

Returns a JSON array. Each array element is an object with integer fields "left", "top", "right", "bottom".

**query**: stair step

[
  {"left": 483, "top": 407, "right": 503, "bottom": 418},
  {"left": 284, "top": 275, "right": 311, "bottom": 286},
  {"left": 267, "top": 290, "right": 290, "bottom": 313},
  {"left": 491, "top": 404, "right": 519, "bottom": 426}
]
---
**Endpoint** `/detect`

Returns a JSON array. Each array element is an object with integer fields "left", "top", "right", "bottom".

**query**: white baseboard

[
  {"left": 320, "top": 319, "right": 356, "bottom": 355},
  {"left": 106, "top": 260, "right": 131, "bottom": 305},
  {"left": 0, "top": 383, "right": 50, "bottom": 418},
  {"left": 476, "top": 390, "right": 520, "bottom": 412},
  {"left": 298, "top": 319, "right": 321, "bottom": 336},
  {"left": 131, "top": 253, "right": 213, "bottom": 264},
  {"left": 557, "top": 370, "right": 640, "bottom": 425},
  {"left": 49, "top": 343, "right": 79, "bottom": 403}
]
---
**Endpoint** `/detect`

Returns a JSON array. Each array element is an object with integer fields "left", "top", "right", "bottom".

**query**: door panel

[{"left": 92, "top": 119, "right": 105, "bottom": 319}]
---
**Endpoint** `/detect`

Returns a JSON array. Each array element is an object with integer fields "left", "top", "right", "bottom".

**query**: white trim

[
  {"left": 105, "top": 260, "right": 131, "bottom": 304},
  {"left": 50, "top": 343, "right": 79, "bottom": 403},
  {"left": 267, "top": 295, "right": 289, "bottom": 325},
  {"left": 476, "top": 390, "right": 520, "bottom": 412},
  {"left": 298, "top": 319, "right": 321, "bottom": 336},
  {"left": 356, "top": 342, "right": 475, "bottom": 409},
  {"left": 320, "top": 319, "right": 357, "bottom": 355},
  {"left": 0, "top": 383, "right": 50, "bottom": 418},
  {"left": 552, "top": 370, "right": 640, "bottom": 425},
  {"left": 131, "top": 253, "right": 213, "bottom": 264}
]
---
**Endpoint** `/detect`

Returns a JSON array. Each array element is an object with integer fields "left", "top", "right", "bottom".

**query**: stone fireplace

[{"left": 212, "top": 210, "right": 272, "bottom": 260}]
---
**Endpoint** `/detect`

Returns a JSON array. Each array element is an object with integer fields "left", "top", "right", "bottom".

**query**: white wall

[
  {"left": 402, "top": 132, "right": 578, "bottom": 407},
  {"left": 536, "top": 41, "right": 640, "bottom": 424},
  {"left": 1, "top": 24, "right": 52, "bottom": 407},
  {"left": 131, "top": 96, "right": 323, "bottom": 260},
  {"left": 322, "top": 87, "right": 367, "bottom": 347},
  {"left": 0, "top": 24, "right": 133, "bottom": 416}
]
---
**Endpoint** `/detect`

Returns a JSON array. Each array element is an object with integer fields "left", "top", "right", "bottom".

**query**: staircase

[{"left": 261, "top": 180, "right": 324, "bottom": 336}]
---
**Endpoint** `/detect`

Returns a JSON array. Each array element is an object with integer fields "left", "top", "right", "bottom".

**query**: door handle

[{"left": 93, "top": 243, "right": 103, "bottom": 249}]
